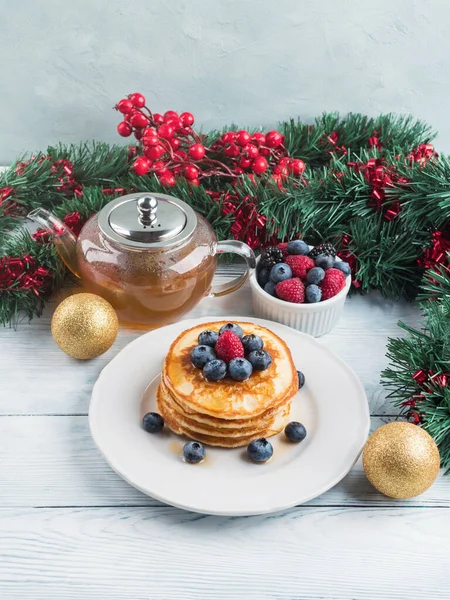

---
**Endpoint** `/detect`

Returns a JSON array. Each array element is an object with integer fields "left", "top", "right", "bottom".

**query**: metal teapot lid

[{"left": 98, "top": 192, "right": 198, "bottom": 249}]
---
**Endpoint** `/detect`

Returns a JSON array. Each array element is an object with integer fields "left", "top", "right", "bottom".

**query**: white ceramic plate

[{"left": 89, "top": 316, "right": 370, "bottom": 516}]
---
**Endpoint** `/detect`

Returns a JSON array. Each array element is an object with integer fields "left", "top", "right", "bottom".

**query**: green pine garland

[{"left": 1, "top": 111, "right": 450, "bottom": 467}]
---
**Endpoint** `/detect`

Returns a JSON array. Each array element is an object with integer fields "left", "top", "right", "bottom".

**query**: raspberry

[
  {"left": 275, "top": 278, "right": 305, "bottom": 303},
  {"left": 215, "top": 330, "right": 244, "bottom": 362},
  {"left": 321, "top": 268, "right": 346, "bottom": 300},
  {"left": 285, "top": 255, "right": 315, "bottom": 280},
  {"left": 276, "top": 242, "right": 289, "bottom": 258}
]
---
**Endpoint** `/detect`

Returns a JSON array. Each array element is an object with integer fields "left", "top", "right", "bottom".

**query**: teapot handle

[{"left": 209, "top": 240, "right": 256, "bottom": 297}]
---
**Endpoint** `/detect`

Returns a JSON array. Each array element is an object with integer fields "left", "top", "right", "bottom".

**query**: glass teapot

[{"left": 28, "top": 192, "right": 256, "bottom": 328}]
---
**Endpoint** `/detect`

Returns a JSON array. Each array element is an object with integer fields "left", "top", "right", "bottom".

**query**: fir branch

[
  {"left": 348, "top": 215, "right": 426, "bottom": 299},
  {"left": 387, "top": 154, "right": 450, "bottom": 231},
  {"left": 1, "top": 231, "right": 66, "bottom": 327},
  {"left": 382, "top": 295, "right": 450, "bottom": 469},
  {"left": 418, "top": 256, "right": 450, "bottom": 301}
]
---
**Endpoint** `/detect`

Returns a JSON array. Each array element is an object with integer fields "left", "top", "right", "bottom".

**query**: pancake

[
  {"left": 164, "top": 321, "right": 298, "bottom": 420},
  {"left": 160, "top": 375, "right": 293, "bottom": 430},
  {"left": 157, "top": 378, "right": 292, "bottom": 439},
  {"left": 157, "top": 381, "right": 291, "bottom": 448}
]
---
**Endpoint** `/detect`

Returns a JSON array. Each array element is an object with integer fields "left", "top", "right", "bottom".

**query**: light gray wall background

[{"left": 0, "top": 0, "right": 448, "bottom": 164}]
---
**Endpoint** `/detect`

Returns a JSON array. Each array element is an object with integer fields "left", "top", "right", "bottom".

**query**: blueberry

[
  {"left": 287, "top": 239, "right": 309, "bottom": 255},
  {"left": 297, "top": 370, "right": 305, "bottom": 389},
  {"left": 269, "top": 263, "right": 292, "bottom": 283},
  {"left": 142, "top": 412, "right": 164, "bottom": 433},
  {"left": 306, "top": 266, "right": 325, "bottom": 285},
  {"left": 264, "top": 281, "right": 278, "bottom": 296},
  {"left": 285, "top": 421, "right": 307, "bottom": 443},
  {"left": 242, "top": 334, "right": 264, "bottom": 353},
  {"left": 190, "top": 345, "right": 216, "bottom": 368},
  {"left": 315, "top": 254, "right": 334, "bottom": 270},
  {"left": 306, "top": 284, "right": 322, "bottom": 303},
  {"left": 219, "top": 323, "right": 244, "bottom": 339},
  {"left": 182, "top": 441, "right": 206, "bottom": 464},
  {"left": 228, "top": 357, "right": 253, "bottom": 381},
  {"left": 248, "top": 350, "right": 272, "bottom": 371},
  {"left": 198, "top": 330, "right": 219, "bottom": 347},
  {"left": 333, "top": 260, "right": 351, "bottom": 276},
  {"left": 203, "top": 359, "right": 227, "bottom": 381},
  {"left": 257, "top": 267, "right": 271, "bottom": 287},
  {"left": 247, "top": 438, "right": 273, "bottom": 463}
]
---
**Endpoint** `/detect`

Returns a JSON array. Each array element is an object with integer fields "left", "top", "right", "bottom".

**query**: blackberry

[
  {"left": 308, "top": 242, "right": 336, "bottom": 259},
  {"left": 259, "top": 246, "right": 284, "bottom": 269}
]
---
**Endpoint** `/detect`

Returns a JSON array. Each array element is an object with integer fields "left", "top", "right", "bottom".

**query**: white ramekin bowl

[{"left": 249, "top": 254, "right": 351, "bottom": 337}]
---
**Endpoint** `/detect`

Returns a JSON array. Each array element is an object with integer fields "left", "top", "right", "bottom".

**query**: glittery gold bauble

[
  {"left": 51, "top": 293, "right": 119, "bottom": 359},
  {"left": 362, "top": 422, "right": 440, "bottom": 498}
]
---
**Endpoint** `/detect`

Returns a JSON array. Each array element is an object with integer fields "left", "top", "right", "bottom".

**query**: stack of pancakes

[{"left": 157, "top": 320, "right": 298, "bottom": 447}]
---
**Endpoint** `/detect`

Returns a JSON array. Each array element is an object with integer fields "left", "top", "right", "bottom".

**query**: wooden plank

[
  {"left": 0, "top": 415, "right": 447, "bottom": 508},
  {"left": 0, "top": 505, "right": 447, "bottom": 599},
  {"left": 0, "top": 272, "right": 421, "bottom": 416}
]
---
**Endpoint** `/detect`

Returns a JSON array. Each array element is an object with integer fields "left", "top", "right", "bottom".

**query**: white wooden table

[{"left": 1, "top": 267, "right": 449, "bottom": 599}]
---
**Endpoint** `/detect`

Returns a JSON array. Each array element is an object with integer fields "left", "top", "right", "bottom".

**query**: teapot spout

[{"left": 27, "top": 208, "right": 81, "bottom": 278}]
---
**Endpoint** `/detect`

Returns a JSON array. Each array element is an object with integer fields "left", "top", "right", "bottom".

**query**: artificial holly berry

[
  {"left": 142, "top": 127, "right": 159, "bottom": 146},
  {"left": 170, "top": 137, "right": 181, "bottom": 150},
  {"left": 243, "top": 144, "right": 259, "bottom": 159},
  {"left": 180, "top": 112, "right": 195, "bottom": 126},
  {"left": 117, "top": 99, "right": 133, "bottom": 114},
  {"left": 265, "top": 130, "right": 283, "bottom": 148},
  {"left": 134, "top": 129, "right": 143, "bottom": 140},
  {"left": 184, "top": 165, "right": 199, "bottom": 180},
  {"left": 145, "top": 145, "right": 165, "bottom": 160},
  {"left": 165, "top": 116, "right": 183, "bottom": 131},
  {"left": 160, "top": 174, "right": 176, "bottom": 187},
  {"left": 273, "top": 164, "right": 289, "bottom": 178},
  {"left": 164, "top": 110, "right": 179, "bottom": 121},
  {"left": 236, "top": 130, "right": 251, "bottom": 147},
  {"left": 251, "top": 132, "right": 266, "bottom": 145},
  {"left": 117, "top": 122, "right": 132, "bottom": 137},
  {"left": 289, "top": 159, "right": 306, "bottom": 176},
  {"left": 189, "top": 178, "right": 200, "bottom": 186},
  {"left": 153, "top": 161, "right": 168, "bottom": 175},
  {"left": 143, "top": 147, "right": 155, "bottom": 161},
  {"left": 178, "top": 127, "right": 191, "bottom": 137},
  {"left": 130, "top": 112, "right": 149, "bottom": 128},
  {"left": 278, "top": 157, "right": 290, "bottom": 167},
  {"left": 259, "top": 147, "right": 270, "bottom": 157},
  {"left": 222, "top": 132, "right": 236, "bottom": 144},
  {"left": 153, "top": 113, "right": 164, "bottom": 125},
  {"left": 129, "top": 93, "right": 146, "bottom": 108},
  {"left": 127, "top": 145, "right": 138, "bottom": 160},
  {"left": 158, "top": 123, "right": 174, "bottom": 139},
  {"left": 251, "top": 156, "right": 268, "bottom": 174},
  {"left": 224, "top": 144, "right": 240, "bottom": 158},
  {"left": 174, "top": 150, "right": 188, "bottom": 161},
  {"left": 239, "top": 157, "right": 252, "bottom": 170},
  {"left": 189, "top": 143, "right": 206, "bottom": 160},
  {"left": 133, "top": 156, "right": 151, "bottom": 176}
]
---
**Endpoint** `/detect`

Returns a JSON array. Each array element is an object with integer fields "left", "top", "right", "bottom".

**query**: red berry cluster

[
  {"left": 211, "top": 129, "right": 305, "bottom": 185},
  {"left": 114, "top": 92, "right": 306, "bottom": 188}
]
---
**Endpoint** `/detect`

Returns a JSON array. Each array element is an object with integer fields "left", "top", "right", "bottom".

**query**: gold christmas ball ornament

[
  {"left": 51, "top": 293, "right": 119, "bottom": 359},
  {"left": 362, "top": 421, "right": 440, "bottom": 499}
]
